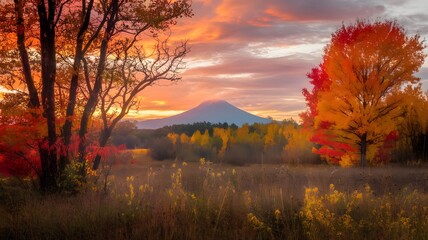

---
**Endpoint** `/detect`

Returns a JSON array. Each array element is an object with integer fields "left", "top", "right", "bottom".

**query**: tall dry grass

[{"left": 1, "top": 155, "right": 427, "bottom": 239}]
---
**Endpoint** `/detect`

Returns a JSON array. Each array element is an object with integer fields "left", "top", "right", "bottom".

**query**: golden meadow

[{"left": 1, "top": 150, "right": 427, "bottom": 240}]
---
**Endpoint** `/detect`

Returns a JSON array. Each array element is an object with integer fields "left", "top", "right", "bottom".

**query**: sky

[
  {"left": 1, "top": 0, "right": 426, "bottom": 121},
  {"left": 126, "top": 0, "right": 428, "bottom": 122}
]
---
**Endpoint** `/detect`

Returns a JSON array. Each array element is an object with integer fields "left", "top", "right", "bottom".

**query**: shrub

[
  {"left": 223, "top": 143, "right": 263, "bottom": 166},
  {"left": 149, "top": 137, "right": 175, "bottom": 161}
]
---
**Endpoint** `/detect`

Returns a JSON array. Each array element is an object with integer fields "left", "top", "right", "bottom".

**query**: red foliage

[
  {"left": 0, "top": 118, "right": 126, "bottom": 176},
  {"left": 313, "top": 147, "right": 343, "bottom": 163},
  {"left": 0, "top": 120, "right": 42, "bottom": 177},
  {"left": 310, "top": 127, "right": 356, "bottom": 163},
  {"left": 318, "top": 121, "right": 333, "bottom": 129},
  {"left": 87, "top": 144, "right": 126, "bottom": 162},
  {"left": 300, "top": 63, "right": 346, "bottom": 162},
  {"left": 385, "top": 130, "right": 399, "bottom": 141},
  {"left": 330, "top": 20, "right": 404, "bottom": 50},
  {"left": 300, "top": 64, "right": 331, "bottom": 128},
  {"left": 311, "top": 133, "right": 355, "bottom": 153},
  {"left": 373, "top": 131, "right": 399, "bottom": 164}
]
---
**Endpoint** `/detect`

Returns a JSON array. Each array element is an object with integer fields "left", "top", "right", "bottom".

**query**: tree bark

[
  {"left": 38, "top": 0, "right": 58, "bottom": 192},
  {"left": 92, "top": 128, "right": 112, "bottom": 170},
  {"left": 360, "top": 133, "right": 367, "bottom": 168},
  {"left": 14, "top": 0, "right": 40, "bottom": 109}
]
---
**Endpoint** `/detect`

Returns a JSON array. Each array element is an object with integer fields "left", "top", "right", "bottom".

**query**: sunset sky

[
  {"left": 127, "top": 0, "right": 428, "bottom": 122},
  {"left": 2, "top": 0, "right": 426, "bottom": 122}
]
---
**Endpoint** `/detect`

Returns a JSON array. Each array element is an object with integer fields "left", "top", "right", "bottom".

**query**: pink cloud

[{"left": 135, "top": 0, "right": 428, "bottom": 122}]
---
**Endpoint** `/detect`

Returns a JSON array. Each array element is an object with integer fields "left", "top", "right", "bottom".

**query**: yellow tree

[
  {"left": 180, "top": 133, "right": 190, "bottom": 144},
  {"left": 200, "top": 129, "right": 210, "bottom": 147},
  {"left": 316, "top": 20, "right": 425, "bottom": 167},
  {"left": 213, "top": 127, "right": 230, "bottom": 156},
  {"left": 264, "top": 123, "right": 280, "bottom": 147},
  {"left": 282, "top": 123, "right": 315, "bottom": 164},
  {"left": 190, "top": 130, "right": 202, "bottom": 145}
]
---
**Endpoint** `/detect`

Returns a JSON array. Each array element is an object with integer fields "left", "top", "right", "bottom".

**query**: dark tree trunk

[
  {"left": 93, "top": 98, "right": 131, "bottom": 170},
  {"left": 38, "top": 0, "right": 58, "bottom": 192},
  {"left": 39, "top": 141, "right": 57, "bottom": 192},
  {"left": 60, "top": 0, "right": 94, "bottom": 171},
  {"left": 14, "top": 0, "right": 40, "bottom": 109},
  {"left": 60, "top": 50, "right": 83, "bottom": 170},
  {"left": 360, "top": 133, "right": 367, "bottom": 168},
  {"left": 423, "top": 134, "right": 427, "bottom": 161},
  {"left": 92, "top": 128, "right": 112, "bottom": 170},
  {"left": 78, "top": 0, "right": 118, "bottom": 170}
]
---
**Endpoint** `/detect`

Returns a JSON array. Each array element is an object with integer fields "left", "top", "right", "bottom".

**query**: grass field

[{"left": 1, "top": 150, "right": 427, "bottom": 239}]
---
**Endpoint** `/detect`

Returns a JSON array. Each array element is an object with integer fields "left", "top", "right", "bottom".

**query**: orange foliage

[{"left": 302, "top": 19, "right": 426, "bottom": 166}]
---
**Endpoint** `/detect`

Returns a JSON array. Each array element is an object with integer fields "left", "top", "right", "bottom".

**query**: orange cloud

[
  {"left": 174, "top": 23, "right": 223, "bottom": 43},
  {"left": 215, "top": 0, "right": 249, "bottom": 23},
  {"left": 265, "top": 7, "right": 294, "bottom": 21}
]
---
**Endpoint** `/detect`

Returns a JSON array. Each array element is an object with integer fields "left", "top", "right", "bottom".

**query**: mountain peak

[
  {"left": 198, "top": 99, "right": 229, "bottom": 106},
  {"left": 137, "top": 100, "right": 271, "bottom": 129}
]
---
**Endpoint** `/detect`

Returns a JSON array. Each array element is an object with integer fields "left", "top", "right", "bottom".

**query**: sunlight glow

[
  {"left": 151, "top": 100, "right": 167, "bottom": 105},
  {"left": 126, "top": 109, "right": 185, "bottom": 120},
  {"left": 215, "top": 73, "right": 253, "bottom": 79},
  {"left": 0, "top": 86, "right": 16, "bottom": 94},
  {"left": 283, "top": 97, "right": 306, "bottom": 103},
  {"left": 185, "top": 58, "right": 222, "bottom": 69},
  {"left": 250, "top": 43, "right": 325, "bottom": 58}
]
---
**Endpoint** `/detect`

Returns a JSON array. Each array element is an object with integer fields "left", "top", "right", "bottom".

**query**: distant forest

[
  {"left": 112, "top": 119, "right": 427, "bottom": 166},
  {"left": 111, "top": 121, "right": 239, "bottom": 149},
  {"left": 111, "top": 120, "right": 316, "bottom": 165}
]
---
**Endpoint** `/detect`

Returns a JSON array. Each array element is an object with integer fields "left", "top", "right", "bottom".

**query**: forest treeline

[
  {"left": 111, "top": 120, "right": 318, "bottom": 165},
  {"left": 111, "top": 116, "right": 427, "bottom": 166}
]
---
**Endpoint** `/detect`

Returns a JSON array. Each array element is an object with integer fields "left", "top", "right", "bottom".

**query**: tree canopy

[
  {"left": 301, "top": 20, "right": 426, "bottom": 166},
  {"left": 0, "top": 0, "right": 193, "bottom": 191}
]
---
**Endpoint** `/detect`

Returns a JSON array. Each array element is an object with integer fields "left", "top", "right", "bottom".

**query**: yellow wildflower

[{"left": 274, "top": 209, "right": 281, "bottom": 221}]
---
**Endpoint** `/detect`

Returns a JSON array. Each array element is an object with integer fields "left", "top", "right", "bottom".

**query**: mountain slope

[{"left": 136, "top": 100, "right": 271, "bottom": 129}]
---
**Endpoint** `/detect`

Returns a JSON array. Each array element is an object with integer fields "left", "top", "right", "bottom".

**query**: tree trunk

[
  {"left": 38, "top": 0, "right": 58, "bottom": 192},
  {"left": 92, "top": 128, "right": 112, "bottom": 170},
  {"left": 360, "top": 133, "right": 367, "bottom": 168},
  {"left": 78, "top": 0, "right": 118, "bottom": 169},
  {"left": 39, "top": 141, "right": 57, "bottom": 192},
  {"left": 14, "top": 0, "right": 40, "bottom": 109},
  {"left": 423, "top": 133, "right": 427, "bottom": 162},
  {"left": 60, "top": 0, "right": 94, "bottom": 171}
]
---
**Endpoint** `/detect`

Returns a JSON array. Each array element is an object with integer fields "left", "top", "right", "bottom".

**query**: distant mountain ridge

[{"left": 136, "top": 100, "right": 271, "bottom": 129}]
